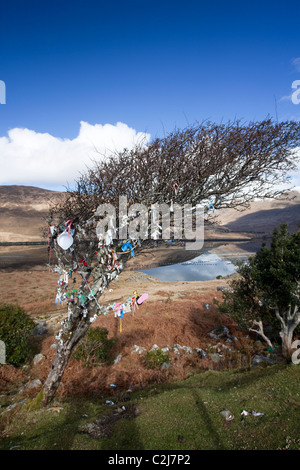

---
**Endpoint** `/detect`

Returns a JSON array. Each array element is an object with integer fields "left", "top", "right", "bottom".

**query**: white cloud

[
  {"left": 0, "top": 121, "right": 151, "bottom": 189},
  {"left": 279, "top": 94, "right": 293, "bottom": 103},
  {"left": 292, "top": 57, "right": 300, "bottom": 72}
]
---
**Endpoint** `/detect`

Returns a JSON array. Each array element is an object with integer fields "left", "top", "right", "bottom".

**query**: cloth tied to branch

[{"left": 121, "top": 241, "right": 135, "bottom": 258}]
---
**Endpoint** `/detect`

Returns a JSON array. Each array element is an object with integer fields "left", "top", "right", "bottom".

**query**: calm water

[{"left": 138, "top": 252, "right": 238, "bottom": 282}]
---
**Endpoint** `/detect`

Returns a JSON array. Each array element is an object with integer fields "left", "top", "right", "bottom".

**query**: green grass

[{"left": 1, "top": 363, "right": 300, "bottom": 450}]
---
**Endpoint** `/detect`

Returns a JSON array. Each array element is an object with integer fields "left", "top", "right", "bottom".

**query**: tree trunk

[
  {"left": 276, "top": 306, "right": 300, "bottom": 362},
  {"left": 42, "top": 319, "right": 90, "bottom": 404},
  {"left": 280, "top": 322, "right": 298, "bottom": 361}
]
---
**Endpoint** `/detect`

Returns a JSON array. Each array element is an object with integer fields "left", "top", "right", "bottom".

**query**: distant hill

[
  {"left": 216, "top": 190, "right": 300, "bottom": 235},
  {"left": 0, "top": 185, "right": 63, "bottom": 242},
  {"left": 0, "top": 185, "right": 299, "bottom": 243}
]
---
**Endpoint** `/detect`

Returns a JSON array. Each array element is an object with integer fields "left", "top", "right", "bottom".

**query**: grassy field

[{"left": 1, "top": 362, "right": 300, "bottom": 451}]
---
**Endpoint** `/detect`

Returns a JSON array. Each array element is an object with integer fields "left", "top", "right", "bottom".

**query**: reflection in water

[{"left": 138, "top": 252, "right": 238, "bottom": 282}]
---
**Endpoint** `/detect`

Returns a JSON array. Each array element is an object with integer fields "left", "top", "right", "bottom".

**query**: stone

[
  {"left": 161, "top": 362, "right": 171, "bottom": 370},
  {"left": 220, "top": 409, "right": 234, "bottom": 421},
  {"left": 195, "top": 348, "right": 208, "bottom": 358},
  {"left": 209, "top": 325, "right": 237, "bottom": 342},
  {"left": 210, "top": 353, "right": 223, "bottom": 364},
  {"left": 50, "top": 343, "right": 58, "bottom": 349},
  {"left": 33, "top": 353, "right": 45, "bottom": 365},
  {"left": 150, "top": 344, "right": 160, "bottom": 351},
  {"left": 217, "top": 285, "right": 229, "bottom": 292},
  {"left": 209, "top": 325, "right": 230, "bottom": 340},
  {"left": 252, "top": 354, "right": 275, "bottom": 366},
  {"left": 4, "top": 399, "right": 27, "bottom": 413},
  {"left": 32, "top": 325, "right": 48, "bottom": 336},
  {"left": 182, "top": 346, "right": 193, "bottom": 354},
  {"left": 131, "top": 345, "right": 146, "bottom": 355},
  {"left": 114, "top": 354, "right": 122, "bottom": 364},
  {"left": 28, "top": 379, "right": 42, "bottom": 389}
]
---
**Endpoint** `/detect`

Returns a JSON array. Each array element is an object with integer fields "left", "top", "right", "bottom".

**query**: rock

[
  {"left": 28, "top": 379, "right": 42, "bottom": 389},
  {"left": 33, "top": 353, "right": 45, "bottom": 365},
  {"left": 220, "top": 409, "right": 234, "bottom": 421},
  {"left": 161, "top": 346, "right": 170, "bottom": 353},
  {"left": 217, "top": 285, "right": 229, "bottom": 292},
  {"left": 150, "top": 344, "right": 160, "bottom": 351},
  {"left": 161, "top": 362, "right": 171, "bottom": 370},
  {"left": 209, "top": 325, "right": 237, "bottom": 342},
  {"left": 252, "top": 354, "right": 275, "bottom": 366},
  {"left": 195, "top": 348, "right": 208, "bottom": 358},
  {"left": 114, "top": 354, "right": 122, "bottom": 364},
  {"left": 131, "top": 345, "right": 146, "bottom": 355},
  {"left": 182, "top": 346, "right": 193, "bottom": 354},
  {"left": 211, "top": 343, "right": 222, "bottom": 353},
  {"left": 4, "top": 399, "right": 27, "bottom": 413},
  {"left": 79, "top": 422, "right": 104, "bottom": 439},
  {"left": 32, "top": 325, "right": 48, "bottom": 336},
  {"left": 210, "top": 353, "right": 223, "bottom": 364},
  {"left": 50, "top": 343, "right": 58, "bottom": 349},
  {"left": 209, "top": 325, "right": 230, "bottom": 340},
  {"left": 203, "top": 303, "right": 211, "bottom": 309}
]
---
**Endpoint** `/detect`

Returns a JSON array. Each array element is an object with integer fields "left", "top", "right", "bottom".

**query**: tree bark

[
  {"left": 42, "top": 318, "right": 91, "bottom": 404},
  {"left": 275, "top": 305, "right": 300, "bottom": 361},
  {"left": 249, "top": 319, "right": 274, "bottom": 350}
]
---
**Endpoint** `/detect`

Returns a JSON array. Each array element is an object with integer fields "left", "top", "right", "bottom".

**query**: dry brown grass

[
  {"left": 23, "top": 291, "right": 244, "bottom": 398},
  {"left": 0, "top": 267, "right": 247, "bottom": 399},
  {"left": 0, "top": 365, "right": 28, "bottom": 392}
]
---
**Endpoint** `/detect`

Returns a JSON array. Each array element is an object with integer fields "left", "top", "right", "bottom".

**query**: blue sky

[{"left": 1, "top": 0, "right": 300, "bottom": 190}]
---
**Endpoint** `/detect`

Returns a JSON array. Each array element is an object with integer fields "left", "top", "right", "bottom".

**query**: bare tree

[{"left": 42, "top": 118, "right": 300, "bottom": 403}]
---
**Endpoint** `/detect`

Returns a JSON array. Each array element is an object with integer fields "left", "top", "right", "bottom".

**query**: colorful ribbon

[
  {"left": 64, "top": 219, "right": 74, "bottom": 236},
  {"left": 121, "top": 241, "right": 135, "bottom": 258},
  {"left": 173, "top": 183, "right": 179, "bottom": 195}
]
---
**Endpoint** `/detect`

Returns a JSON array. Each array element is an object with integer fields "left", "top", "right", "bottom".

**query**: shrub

[
  {"left": 215, "top": 224, "right": 300, "bottom": 360},
  {"left": 0, "top": 304, "right": 36, "bottom": 366},
  {"left": 145, "top": 348, "right": 170, "bottom": 369},
  {"left": 73, "top": 327, "right": 117, "bottom": 367}
]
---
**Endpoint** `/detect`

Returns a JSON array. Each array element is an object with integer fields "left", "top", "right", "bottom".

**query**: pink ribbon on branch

[{"left": 64, "top": 219, "right": 74, "bottom": 236}]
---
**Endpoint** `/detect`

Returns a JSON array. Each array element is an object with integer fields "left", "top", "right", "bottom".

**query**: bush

[
  {"left": 0, "top": 304, "right": 36, "bottom": 366},
  {"left": 215, "top": 224, "right": 300, "bottom": 359},
  {"left": 73, "top": 327, "right": 117, "bottom": 367},
  {"left": 145, "top": 348, "right": 170, "bottom": 369}
]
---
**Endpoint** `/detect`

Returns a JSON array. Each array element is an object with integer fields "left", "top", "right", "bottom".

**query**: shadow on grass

[
  {"left": 1, "top": 362, "right": 290, "bottom": 450},
  {"left": 191, "top": 389, "right": 225, "bottom": 449}
]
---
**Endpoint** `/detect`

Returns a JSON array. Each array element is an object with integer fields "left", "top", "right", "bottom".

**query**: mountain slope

[
  {"left": 0, "top": 185, "right": 299, "bottom": 243},
  {"left": 216, "top": 190, "right": 300, "bottom": 234},
  {"left": 0, "top": 185, "right": 62, "bottom": 242}
]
